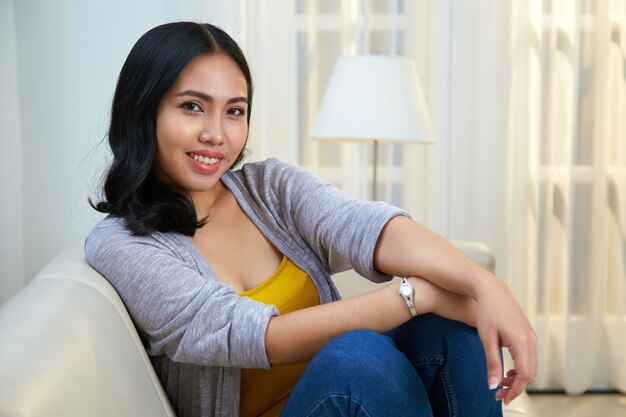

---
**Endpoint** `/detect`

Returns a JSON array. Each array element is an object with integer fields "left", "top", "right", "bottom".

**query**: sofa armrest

[
  {"left": 0, "top": 243, "right": 176, "bottom": 417},
  {"left": 451, "top": 240, "right": 496, "bottom": 274}
]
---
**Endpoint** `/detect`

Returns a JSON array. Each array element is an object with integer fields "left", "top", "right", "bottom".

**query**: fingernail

[{"left": 488, "top": 375, "right": 499, "bottom": 390}]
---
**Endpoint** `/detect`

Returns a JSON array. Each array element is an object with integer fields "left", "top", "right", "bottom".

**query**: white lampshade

[{"left": 311, "top": 55, "right": 435, "bottom": 144}]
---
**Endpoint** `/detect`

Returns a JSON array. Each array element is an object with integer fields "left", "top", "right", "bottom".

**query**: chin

[{"left": 188, "top": 181, "right": 221, "bottom": 193}]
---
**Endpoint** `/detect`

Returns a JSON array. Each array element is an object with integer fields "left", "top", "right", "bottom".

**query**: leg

[
  {"left": 387, "top": 314, "right": 502, "bottom": 417},
  {"left": 281, "top": 330, "right": 433, "bottom": 417}
]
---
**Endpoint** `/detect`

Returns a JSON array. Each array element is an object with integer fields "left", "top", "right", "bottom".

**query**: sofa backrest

[{"left": 0, "top": 243, "right": 176, "bottom": 417}]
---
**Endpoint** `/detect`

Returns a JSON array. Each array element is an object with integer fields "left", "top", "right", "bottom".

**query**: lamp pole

[{"left": 372, "top": 140, "right": 379, "bottom": 200}]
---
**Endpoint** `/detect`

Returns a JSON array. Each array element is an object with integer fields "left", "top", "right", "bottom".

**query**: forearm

[
  {"left": 264, "top": 276, "right": 477, "bottom": 365},
  {"left": 265, "top": 280, "right": 411, "bottom": 365},
  {"left": 374, "top": 216, "right": 496, "bottom": 298}
]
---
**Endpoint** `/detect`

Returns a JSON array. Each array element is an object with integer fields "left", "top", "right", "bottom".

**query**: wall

[
  {"left": 0, "top": 0, "right": 25, "bottom": 301},
  {"left": 0, "top": 0, "right": 235, "bottom": 303}
]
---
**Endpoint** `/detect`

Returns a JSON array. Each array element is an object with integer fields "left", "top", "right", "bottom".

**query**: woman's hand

[
  {"left": 412, "top": 274, "right": 536, "bottom": 405},
  {"left": 473, "top": 277, "right": 537, "bottom": 405},
  {"left": 417, "top": 275, "right": 537, "bottom": 405}
]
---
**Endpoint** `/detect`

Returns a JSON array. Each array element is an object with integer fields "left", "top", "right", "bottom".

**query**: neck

[{"left": 191, "top": 181, "right": 228, "bottom": 221}]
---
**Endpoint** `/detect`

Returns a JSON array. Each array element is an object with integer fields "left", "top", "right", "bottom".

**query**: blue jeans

[{"left": 280, "top": 314, "right": 502, "bottom": 417}]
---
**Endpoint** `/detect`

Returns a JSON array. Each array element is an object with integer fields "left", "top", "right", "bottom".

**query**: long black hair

[{"left": 91, "top": 22, "right": 253, "bottom": 236}]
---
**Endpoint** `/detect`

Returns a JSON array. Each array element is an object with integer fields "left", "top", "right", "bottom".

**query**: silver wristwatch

[{"left": 398, "top": 278, "right": 418, "bottom": 317}]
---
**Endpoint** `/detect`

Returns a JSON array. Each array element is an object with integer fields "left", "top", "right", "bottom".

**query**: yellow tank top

[{"left": 239, "top": 256, "right": 320, "bottom": 417}]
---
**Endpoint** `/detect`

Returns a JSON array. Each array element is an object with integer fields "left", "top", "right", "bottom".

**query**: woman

[{"left": 86, "top": 21, "right": 536, "bottom": 417}]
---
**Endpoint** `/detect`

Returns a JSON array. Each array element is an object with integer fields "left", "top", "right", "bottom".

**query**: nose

[{"left": 198, "top": 115, "right": 224, "bottom": 145}]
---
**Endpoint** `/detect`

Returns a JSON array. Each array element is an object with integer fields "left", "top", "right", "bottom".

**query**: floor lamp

[{"left": 311, "top": 55, "right": 436, "bottom": 200}]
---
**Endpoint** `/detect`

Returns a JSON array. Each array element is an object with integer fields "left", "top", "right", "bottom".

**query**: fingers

[
  {"left": 496, "top": 369, "right": 530, "bottom": 404},
  {"left": 496, "top": 369, "right": 525, "bottom": 399},
  {"left": 496, "top": 369, "right": 524, "bottom": 405},
  {"left": 502, "top": 335, "right": 537, "bottom": 405},
  {"left": 500, "top": 369, "right": 516, "bottom": 386},
  {"left": 497, "top": 330, "right": 538, "bottom": 405},
  {"left": 477, "top": 327, "right": 503, "bottom": 391},
  {"left": 472, "top": 278, "right": 537, "bottom": 406},
  {"left": 478, "top": 326, "right": 537, "bottom": 406},
  {"left": 504, "top": 361, "right": 527, "bottom": 403}
]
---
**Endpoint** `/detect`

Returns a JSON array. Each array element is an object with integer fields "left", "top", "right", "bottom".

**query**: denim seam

[
  {"left": 305, "top": 394, "right": 374, "bottom": 417},
  {"left": 411, "top": 356, "right": 445, "bottom": 366},
  {"left": 411, "top": 356, "right": 457, "bottom": 417},
  {"left": 438, "top": 367, "right": 457, "bottom": 417}
]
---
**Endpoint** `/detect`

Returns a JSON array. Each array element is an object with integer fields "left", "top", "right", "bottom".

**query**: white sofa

[
  {"left": 0, "top": 244, "right": 176, "bottom": 417},
  {"left": 0, "top": 243, "right": 535, "bottom": 416}
]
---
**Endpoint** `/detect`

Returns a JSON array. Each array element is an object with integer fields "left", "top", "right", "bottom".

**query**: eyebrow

[{"left": 176, "top": 90, "right": 248, "bottom": 105}]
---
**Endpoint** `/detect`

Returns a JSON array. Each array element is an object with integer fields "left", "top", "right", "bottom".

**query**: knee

[
  {"left": 309, "top": 330, "right": 417, "bottom": 387},
  {"left": 393, "top": 314, "right": 483, "bottom": 352},
  {"left": 285, "top": 331, "right": 429, "bottom": 416},
  {"left": 312, "top": 330, "right": 395, "bottom": 371}
]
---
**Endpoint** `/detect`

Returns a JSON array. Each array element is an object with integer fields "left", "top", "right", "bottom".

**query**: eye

[
  {"left": 182, "top": 102, "right": 202, "bottom": 112},
  {"left": 227, "top": 107, "right": 246, "bottom": 117}
]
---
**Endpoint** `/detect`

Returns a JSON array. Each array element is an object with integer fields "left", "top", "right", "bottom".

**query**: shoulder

[
  {"left": 229, "top": 157, "right": 310, "bottom": 180},
  {"left": 84, "top": 216, "right": 189, "bottom": 270},
  {"left": 85, "top": 216, "right": 130, "bottom": 249},
  {"left": 225, "top": 158, "right": 329, "bottom": 195},
  {"left": 86, "top": 216, "right": 139, "bottom": 246}
]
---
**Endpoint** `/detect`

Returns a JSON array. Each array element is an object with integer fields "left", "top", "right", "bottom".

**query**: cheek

[
  {"left": 154, "top": 120, "right": 182, "bottom": 171},
  {"left": 156, "top": 117, "right": 178, "bottom": 149},
  {"left": 155, "top": 118, "right": 196, "bottom": 164},
  {"left": 227, "top": 122, "right": 249, "bottom": 145}
]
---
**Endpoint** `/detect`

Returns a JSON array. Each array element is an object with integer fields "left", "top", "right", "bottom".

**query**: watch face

[{"left": 401, "top": 284, "right": 412, "bottom": 297}]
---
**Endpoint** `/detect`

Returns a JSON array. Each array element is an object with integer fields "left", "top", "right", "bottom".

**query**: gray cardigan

[{"left": 85, "top": 158, "right": 408, "bottom": 417}]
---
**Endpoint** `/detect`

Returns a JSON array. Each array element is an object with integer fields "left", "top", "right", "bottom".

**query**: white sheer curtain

[{"left": 507, "top": 0, "right": 626, "bottom": 393}]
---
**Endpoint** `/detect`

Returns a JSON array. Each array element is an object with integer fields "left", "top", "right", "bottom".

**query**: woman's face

[{"left": 154, "top": 53, "right": 249, "bottom": 196}]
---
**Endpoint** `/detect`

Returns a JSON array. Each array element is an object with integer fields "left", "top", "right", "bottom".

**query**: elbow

[
  {"left": 264, "top": 316, "right": 310, "bottom": 365},
  {"left": 264, "top": 317, "right": 286, "bottom": 365}
]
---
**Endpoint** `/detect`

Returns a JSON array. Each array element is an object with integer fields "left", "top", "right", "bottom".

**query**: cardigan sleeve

[
  {"left": 84, "top": 217, "right": 278, "bottom": 369},
  {"left": 235, "top": 158, "right": 410, "bottom": 283}
]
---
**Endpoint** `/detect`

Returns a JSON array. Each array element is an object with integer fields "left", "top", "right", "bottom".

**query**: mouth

[{"left": 187, "top": 152, "right": 222, "bottom": 166}]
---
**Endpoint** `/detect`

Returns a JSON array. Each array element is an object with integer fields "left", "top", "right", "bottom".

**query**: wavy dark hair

[{"left": 91, "top": 22, "right": 253, "bottom": 236}]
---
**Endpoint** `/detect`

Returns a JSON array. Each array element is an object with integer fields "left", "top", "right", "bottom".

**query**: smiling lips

[{"left": 187, "top": 151, "right": 223, "bottom": 173}]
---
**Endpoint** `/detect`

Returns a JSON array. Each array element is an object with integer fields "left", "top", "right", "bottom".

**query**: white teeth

[{"left": 190, "top": 153, "right": 219, "bottom": 165}]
